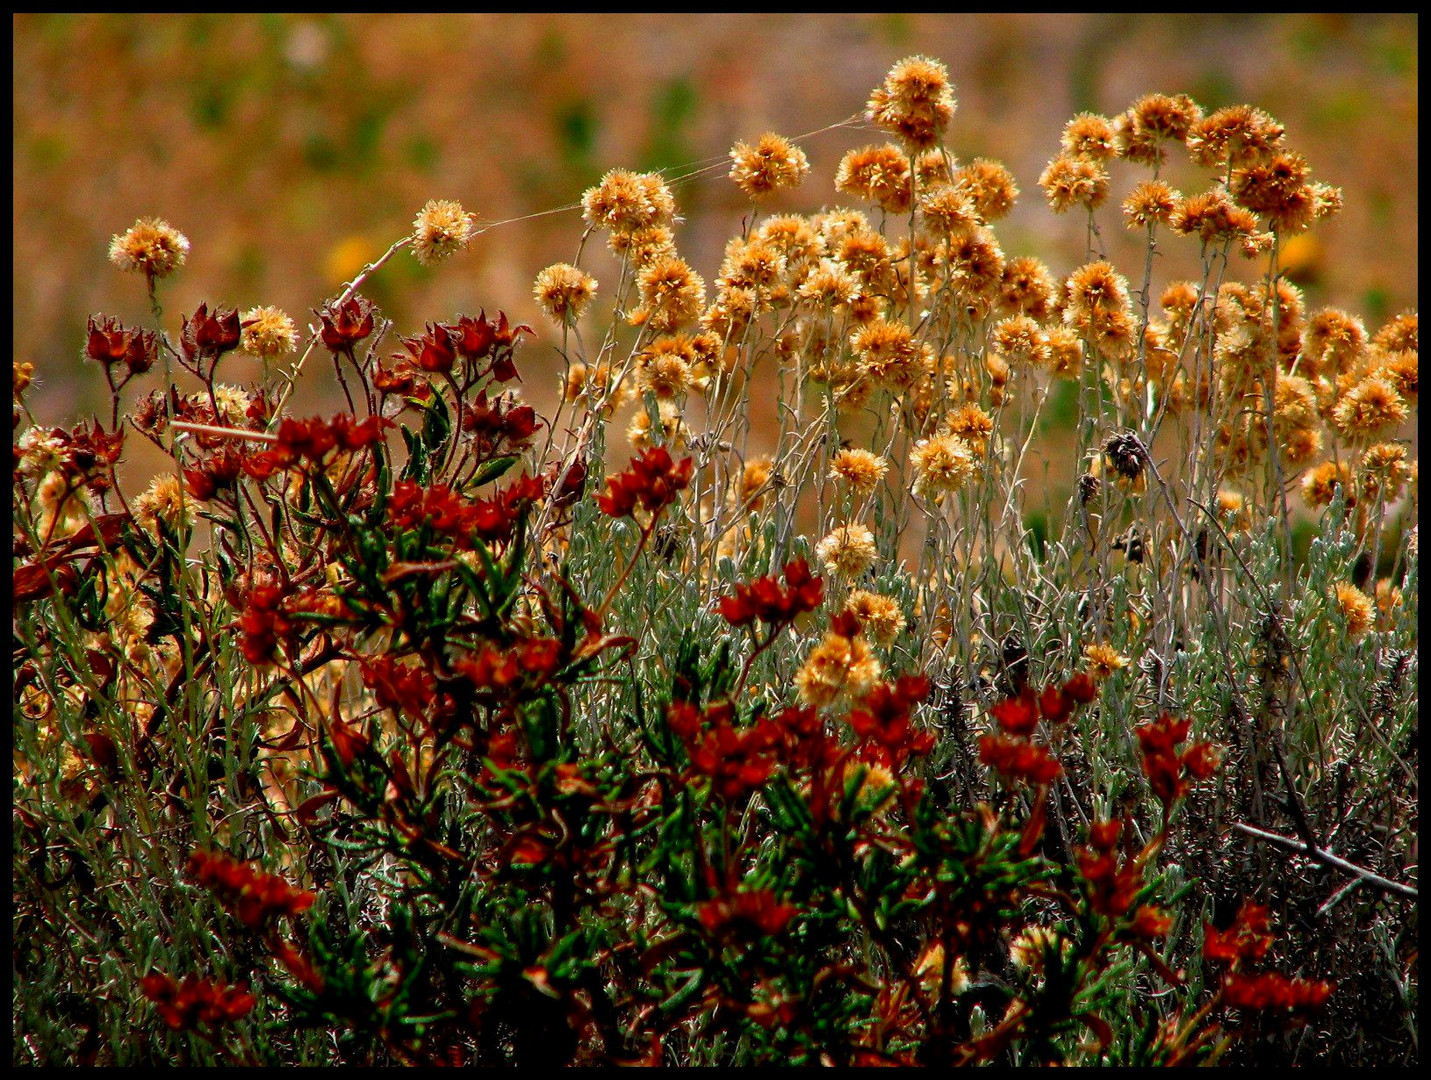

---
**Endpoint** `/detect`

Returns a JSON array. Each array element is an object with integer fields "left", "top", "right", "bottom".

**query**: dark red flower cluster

[
  {"left": 188, "top": 848, "right": 316, "bottom": 928},
  {"left": 179, "top": 302, "right": 243, "bottom": 365},
  {"left": 849, "top": 675, "right": 934, "bottom": 770},
  {"left": 85, "top": 314, "right": 157, "bottom": 376},
  {"left": 989, "top": 671, "right": 1098, "bottom": 736},
  {"left": 237, "top": 584, "right": 296, "bottom": 665},
  {"left": 393, "top": 312, "right": 531, "bottom": 381},
  {"left": 595, "top": 446, "right": 694, "bottom": 519},
  {"left": 461, "top": 389, "right": 539, "bottom": 456},
  {"left": 245, "top": 413, "right": 393, "bottom": 480},
  {"left": 1136, "top": 713, "right": 1220, "bottom": 804},
  {"left": 140, "top": 971, "right": 256, "bottom": 1031},
  {"left": 668, "top": 701, "right": 783, "bottom": 801},
  {"left": 455, "top": 637, "right": 563, "bottom": 694},
  {"left": 183, "top": 446, "right": 246, "bottom": 501},
  {"left": 372, "top": 357, "right": 433, "bottom": 402},
  {"left": 1203, "top": 900, "right": 1273, "bottom": 966},
  {"left": 698, "top": 885, "right": 797, "bottom": 941},
  {"left": 718, "top": 557, "right": 824, "bottom": 628},
  {"left": 1076, "top": 819, "right": 1144, "bottom": 918},
  {"left": 1222, "top": 972, "right": 1334, "bottom": 1013},
  {"left": 360, "top": 654, "right": 437, "bottom": 719},
  {"left": 319, "top": 295, "right": 376, "bottom": 357},
  {"left": 387, "top": 474, "right": 544, "bottom": 548},
  {"left": 978, "top": 734, "right": 1062, "bottom": 785}
]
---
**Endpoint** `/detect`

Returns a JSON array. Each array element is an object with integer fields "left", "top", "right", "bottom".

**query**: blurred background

[{"left": 13, "top": 13, "right": 1418, "bottom": 434}]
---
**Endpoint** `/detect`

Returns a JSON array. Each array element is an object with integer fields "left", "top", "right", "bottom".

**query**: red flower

[
  {"left": 1136, "top": 713, "right": 1220, "bottom": 804},
  {"left": 141, "top": 971, "right": 256, "bottom": 1031},
  {"left": 398, "top": 324, "right": 458, "bottom": 375},
  {"left": 1222, "top": 972, "right": 1334, "bottom": 1013},
  {"left": 718, "top": 557, "right": 825, "bottom": 628},
  {"left": 991, "top": 687, "right": 1040, "bottom": 736},
  {"left": 1076, "top": 818, "right": 1144, "bottom": 917},
  {"left": 669, "top": 701, "right": 783, "bottom": 801},
  {"left": 1203, "top": 900, "right": 1273, "bottom": 965},
  {"left": 180, "top": 302, "right": 243, "bottom": 364},
  {"left": 850, "top": 676, "right": 934, "bottom": 769},
  {"left": 360, "top": 655, "right": 436, "bottom": 719},
  {"left": 319, "top": 295, "right": 376, "bottom": 356},
  {"left": 85, "top": 315, "right": 158, "bottom": 376},
  {"left": 978, "top": 733, "right": 1062, "bottom": 785},
  {"left": 188, "top": 849, "right": 315, "bottom": 928},
  {"left": 698, "top": 886, "right": 797, "bottom": 940},
  {"left": 596, "top": 446, "right": 694, "bottom": 518}
]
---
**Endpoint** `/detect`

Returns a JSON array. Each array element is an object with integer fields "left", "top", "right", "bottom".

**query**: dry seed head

[
  {"left": 867, "top": 55, "right": 956, "bottom": 149},
  {"left": 1302, "top": 460, "right": 1353, "bottom": 509},
  {"left": 1215, "top": 489, "right": 1252, "bottom": 532},
  {"left": 1061, "top": 113, "right": 1117, "bottom": 161},
  {"left": 1083, "top": 642, "right": 1130, "bottom": 680},
  {"left": 728, "top": 132, "right": 810, "bottom": 199},
  {"left": 795, "top": 628, "right": 882, "bottom": 709},
  {"left": 843, "top": 590, "right": 906, "bottom": 646},
  {"left": 1230, "top": 151, "right": 1318, "bottom": 233},
  {"left": 582, "top": 169, "right": 675, "bottom": 234},
  {"left": 133, "top": 473, "right": 192, "bottom": 535},
  {"left": 910, "top": 433, "right": 976, "bottom": 497},
  {"left": 1186, "top": 105, "right": 1286, "bottom": 169},
  {"left": 626, "top": 399, "right": 686, "bottom": 451},
  {"left": 609, "top": 224, "right": 677, "bottom": 267},
  {"left": 1332, "top": 582, "right": 1374, "bottom": 639},
  {"left": 636, "top": 256, "right": 706, "bottom": 332},
  {"left": 1302, "top": 308, "right": 1367, "bottom": 379},
  {"left": 1044, "top": 325, "right": 1084, "bottom": 380},
  {"left": 1373, "top": 350, "right": 1418, "bottom": 406},
  {"left": 411, "top": 199, "right": 476, "bottom": 266},
  {"left": 919, "top": 184, "right": 981, "bottom": 237},
  {"left": 1170, "top": 188, "right": 1259, "bottom": 245},
  {"left": 533, "top": 263, "right": 598, "bottom": 325},
  {"left": 835, "top": 144, "right": 915, "bottom": 215},
  {"left": 1332, "top": 376, "right": 1409, "bottom": 444},
  {"left": 1358, "top": 443, "right": 1411, "bottom": 503},
  {"left": 830, "top": 447, "right": 889, "bottom": 494},
  {"left": 999, "top": 256, "right": 1059, "bottom": 320},
  {"left": 815, "top": 522, "right": 880, "bottom": 578},
  {"left": 1280, "top": 424, "right": 1323, "bottom": 470},
  {"left": 1372, "top": 311, "right": 1418, "bottom": 355},
  {"left": 991, "top": 315, "right": 1050, "bottom": 368},
  {"left": 798, "top": 258, "right": 861, "bottom": 309},
  {"left": 108, "top": 216, "right": 190, "bottom": 280},
  {"left": 851, "top": 318, "right": 923, "bottom": 391},
  {"left": 915, "top": 148, "right": 955, "bottom": 187},
  {"left": 1038, "top": 154, "right": 1109, "bottom": 214},
  {"left": 736, "top": 456, "right": 774, "bottom": 510},
  {"left": 954, "top": 159, "right": 1018, "bottom": 221},
  {"left": 1123, "top": 180, "right": 1182, "bottom": 229},
  {"left": 241, "top": 306, "right": 298, "bottom": 360},
  {"left": 945, "top": 403, "right": 994, "bottom": 456}
]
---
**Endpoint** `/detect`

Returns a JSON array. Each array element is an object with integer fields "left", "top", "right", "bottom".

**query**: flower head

[
  {"left": 108, "top": 216, "right": 189, "bottom": 280},
  {"left": 411, "top": 198, "right": 475, "bottom": 266},
  {"left": 729, "top": 132, "right": 809, "bottom": 199}
]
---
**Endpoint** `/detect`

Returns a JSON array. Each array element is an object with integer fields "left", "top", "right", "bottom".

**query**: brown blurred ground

[{"left": 14, "top": 13, "right": 1418, "bottom": 437}]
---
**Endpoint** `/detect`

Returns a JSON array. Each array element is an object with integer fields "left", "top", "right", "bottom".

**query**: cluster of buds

[
  {"left": 1136, "top": 713, "right": 1220, "bottom": 808},
  {"left": 595, "top": 445, "right": 693, "bottom": 519},
  {"left": 85, "top": 315, "right": 157, "bottom": 380},
  {"left": 978, "top": 672, "right": 1097, "bottom": 785},
  {"left": 1076, "top": 818, "right": 1146, "bottom": 919},
  {"left": 318, "top": 295, "right": 377, "bottom": 359},
  {"left": 848, "top": 674, "right": 935, "bottom": 771},
  {"left": 139, "top": 971, "right": 255, "bottom": 1032},
  {"left": 455, "top": 637, "right": 564, "bottom": 698},
  {"left": 698, "top": 884, "right": 797, "bottom": 943},
  {"left": 717, "top": 557, "right": 824, "bottom": 630},
  {"left": 244, "top": 413, "right": 392, "bottom": 480},
  {"left": 178, "top": 302, "right": 244, "bottom": 372},
  {"left": 392, "top": 311, "right": 530, "bottom": 381},
  {"left": 1205, "top": 901, "right": 1334, "bottom": 1015},
  {"left": 187, "top": 848, "right": 315, "bottom": 928},
  {"left": 360, "top": 654, "right": 437, "bottom": 721},
  {"left": 668, "top": 700, "right": 783, "bottom": 802},
  {"left": 387, "top": 473, "right": 544, "bottom": 548},
  {"left": 461, "top": 389, "right": 538, "bottom": 458}
]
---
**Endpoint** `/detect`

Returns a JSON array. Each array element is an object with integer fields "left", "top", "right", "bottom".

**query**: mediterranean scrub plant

[{"left": 13, "top": 55, "right": 1417, "bottom": 1066}]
